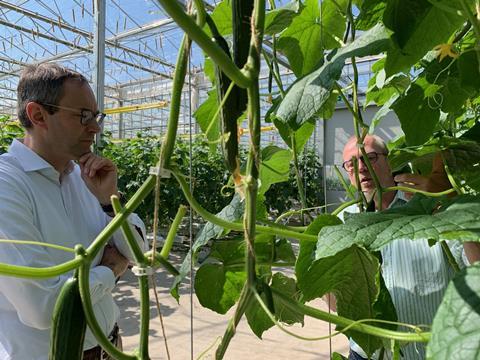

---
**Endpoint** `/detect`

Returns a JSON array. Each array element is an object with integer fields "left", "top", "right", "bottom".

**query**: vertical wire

[{"left": 187, "top": 42, "right": 195, "bottom": 360}]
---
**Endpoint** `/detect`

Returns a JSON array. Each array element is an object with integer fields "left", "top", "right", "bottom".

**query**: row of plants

[{"left": 99, "top": 133, "right": 324, "bottom": 229}]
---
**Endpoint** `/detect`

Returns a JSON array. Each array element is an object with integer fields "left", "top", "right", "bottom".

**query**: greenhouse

[{"left": 0, "top": 0, "right": 479, "bottom": 359}]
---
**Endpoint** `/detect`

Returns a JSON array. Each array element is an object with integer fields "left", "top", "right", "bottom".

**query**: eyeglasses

[
  {"left": 40, "top": 103, "right": 106, "bottom": 126},
  {"left": 342, "top": 152, "right": 387, "bottom": 173}
]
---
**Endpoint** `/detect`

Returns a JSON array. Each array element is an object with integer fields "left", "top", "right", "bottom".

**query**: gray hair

[{"left": 17, "top": 63, "right": 88, "bottom": 128}]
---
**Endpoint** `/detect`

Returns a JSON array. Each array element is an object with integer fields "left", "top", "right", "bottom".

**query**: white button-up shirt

[{"left": 0, "top": 139, "right": 147, "bottom": 360}]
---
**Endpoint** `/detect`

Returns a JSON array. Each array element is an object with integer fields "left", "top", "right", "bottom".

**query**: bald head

[
  {"left": 342, "top": 135, "right": 394, "bottom": 196},
  {"left": 342, "top": 135, "right": 387, "bottom": 160}
]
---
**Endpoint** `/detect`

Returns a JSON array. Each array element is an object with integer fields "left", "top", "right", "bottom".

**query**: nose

[
  {"left": 357, "top": 157, "right": 368, "bottom": 172},
  {"left": 86, "top": 120, "right": 101, "bottom": 133}
]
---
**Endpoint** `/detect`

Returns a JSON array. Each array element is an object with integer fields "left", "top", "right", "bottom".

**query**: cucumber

[
  {"left": 206, "top": 15, "right": 240, "bottom": 174},
  {"left": 49, "top": 273, "right": 86, "bottom": 360}
]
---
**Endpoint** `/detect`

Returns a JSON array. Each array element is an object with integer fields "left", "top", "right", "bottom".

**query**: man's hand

[
  {"left": 394, "top": 153, "right": 451, "bottom": 198},
  {"left": 79, "top": 152, "right": 118, "bottom": 205},
  {"left": 100, "top": 244, "right": 129, "bottom": 278}
]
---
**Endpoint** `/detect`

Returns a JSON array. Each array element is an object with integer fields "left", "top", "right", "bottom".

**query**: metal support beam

[
  {"left": 93, "top": 0, "right": 105, "bottom": 147},
  {"left": 0, "top": 1, "right": 175, "bottom": 70},
  {"left": 0, "top": 18, "right": 170, "bottom": 78}
]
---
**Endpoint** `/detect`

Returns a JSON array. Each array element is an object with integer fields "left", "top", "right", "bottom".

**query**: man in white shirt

[
  {"left": 337, "top": 135, "right": 480, "bottom": 359},
  {"left": 0, "top": 63, "right": 146, "bottom": 360}
]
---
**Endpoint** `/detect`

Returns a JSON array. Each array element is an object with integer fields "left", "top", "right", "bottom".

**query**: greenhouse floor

[{"left": 114, "top": 252, "right": 349, "bottom": 359}]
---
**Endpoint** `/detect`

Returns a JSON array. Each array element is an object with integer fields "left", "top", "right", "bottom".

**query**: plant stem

[
  {"left": 160, "top": 205, "right": 188, "bottom": 258},
  {"left": 111, "top": 196, "right": 150, "bottom": 359},
  {"left": 156, "top": 0, "right": 251, "bottom": 88},
  {"left": 146, "top": 252, "right": 180, "bottom": 276},
  {"left": 440, "top": 241, "right": 461, "bottom": 273},
  {"left": 172, "top": 168, "right": 318, "bottom": 242},
  {"left": 0, "top": 257, "right": 82, "bottom": 279},
  {"left": 111, "top": 196, "right": 147, "bottom": 263},
  {"left": 270, "top": 287, "right": 431, "bottom": 343},
  {"left": 89, "top": 175, "right": 156, "bottom": 257},
  {"left": 332, "top": 198, "right": 361, "bottom": 216},
  {"left": 215, "top": 284, "right": 254, "bottom": 359},
  {"left": 78, "top": 260, "right": 136, "bottom": 360},
  {"left": 291, "top": 136, "right": 312, "bottom": 224},
  {"left": 382, "top": 186, "right": 455, "bottom": 197},
  {"left": 333, "top": 165, "right": 356, "bottom": 199}
]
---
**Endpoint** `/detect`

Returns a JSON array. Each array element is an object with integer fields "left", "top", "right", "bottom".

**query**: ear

[{"left": 25, "top": 102, "right": 48, "bottom": 129}]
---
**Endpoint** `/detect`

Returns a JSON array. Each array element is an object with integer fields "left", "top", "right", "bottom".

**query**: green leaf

[
  {"left": 383, "top": 0, "right": 465, "bottom": 75},
  {"left": 299, "top": 245, "right": 385, "bottom": 356},
  {"left": 427, "top": 263, "right": 480, "bottom": 359},
  {"left": 264, "top": 1, "right": 301, "bottom": 35},
  {"left": 355, "top": 0, "right": 387, "bottom": 31},
  {"left": 277, "top": 0, "right": 347, "bottom": 76},
  {"left": 332, "top": 353, "right": 348, "bottom": 360},
  {"left": 438, "top": 76, "right": 471, "bottom": 114},
  {"left": 273, "top": 118, "right": 316, "bottom": 153},
  {"left": 368, "top": 94, "right": 398, "bottom": 134},
  {"left": 274, "top": 238, "right": 296, "bottom": 264},
  {"left": 275, "top": 23, "right": 392, "bottom": 129},
  {"left": 392, "top": 82, "right": 440, "bottom": 146},
  {"left": 245, "top": 287, "right": 274, "bottom": 338},
  {"left": 295, "top": 214, "right": 342, "bottom": 287},
  {"left": 315, "top": 195, "right": 480, "bottom": 260},
  {"left": 258, "top": 146, "right": 292, "bottom": 195},
  {"left": 204, "top": 1, "right": 232, "bottom": 37},
  {"left": 171, "top": 194, "right": 244, "bottom": 299},
  {"left": 194, "top": 264, "right": 246, "bottom": 314},
  {"left": 271, "top": 273, "right": 304, "bottom": 325},
  {"left": 194, "top": 90, "right": 220, "bottom": 145},
  {"left": 458, "top": 50, "right": 480, "bottom": 90},
  {"left": 317, "top": 89, "right": 340, "bottom": 119}
]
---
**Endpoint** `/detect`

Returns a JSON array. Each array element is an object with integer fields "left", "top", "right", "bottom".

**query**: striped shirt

[{"left": 341, "top": 192, "right": 466, "bottom": 359}]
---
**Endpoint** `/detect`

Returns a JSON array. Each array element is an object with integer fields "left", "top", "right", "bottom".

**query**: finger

[
  {"left": 82, "top": 155, "right": 98, "bottom": 177},
  {"left": 78, "top": 152, "right": 94, "bottom": 165},
  {"left": 394, "top": 173, "right": 427, "bottom": 185}
]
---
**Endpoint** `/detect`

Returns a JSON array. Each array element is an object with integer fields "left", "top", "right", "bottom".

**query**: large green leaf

[
  {"left": 427, "top": 263, "right": 480, "bottom": 359},
  {"left": 277, "top": 0, "right": 347, "bottom": 76},
  {"left": 246, "top": 273, "right": 304, "bottom": 338},
  {"left": 264, "top": 1, "right": 301, "bottom": 35},
  {"left": 273, "top": 118, "right": 316, "bottom": 153},
  {"left": 258, "top": 146, "right": 292, "bottom": 195},
  {"left": 271, "top": 273, "right": 304, "bottom": 325},
  {"left": 356, "top": 0, "right": 387, "bottom": 31},
  {"left": 295, "top": 214, "right": 342, "bottom": 280},
  {"left": 204, "top": 0, "right": 232, "bottom": 37},
  {"left": 392, "top": 80, "right": 440, "bottom": 146},
  {"left": 315, "top": 195, "right": 480, "bottom": 260},
  {"left": 299, "top": 245, "right": 386, "bottom": 356},
  {"left": 383, "top": 0, "right": 465, "bottom": 75},
  {"left": 274, "top": 23, "right": 392, "bottom": 129},
  {"left": 194, "top": 264, "right": 246, "bottom": 314},
  {"left": 170, "top": 194, "right": 244, "bottom": 299},
  {"left": 208, "top": 233, "right": 294, "bottom": 268},
  {"left": 194, "top": 89, "right": 220, "bottom": 145}
]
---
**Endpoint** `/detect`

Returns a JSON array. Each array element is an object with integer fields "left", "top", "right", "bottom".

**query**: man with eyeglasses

[
  {"left": 0, "top": 63, "right": 147, "bottom": 360},
  {"left": 330, "top": 135, "right": 480, "bottom": 360}
]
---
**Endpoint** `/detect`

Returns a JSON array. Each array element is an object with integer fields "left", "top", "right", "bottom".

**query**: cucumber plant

[{"left": 0, "top": 1, "right": 479, "bottom": 359}]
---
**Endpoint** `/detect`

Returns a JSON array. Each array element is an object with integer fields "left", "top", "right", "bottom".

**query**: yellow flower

[{"left": 433, "top": 43, "right": 459, "bottom": 61}]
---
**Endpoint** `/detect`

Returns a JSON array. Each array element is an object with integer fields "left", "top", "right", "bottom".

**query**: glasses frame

[
  {"left": 342, "top": 151, "right": 387, "bottom": 173},
  {"left": 40, "top": 102, "right": 106, "bottom": 126}
]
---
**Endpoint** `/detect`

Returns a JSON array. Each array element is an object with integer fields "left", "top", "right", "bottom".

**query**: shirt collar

[{"left": 8, "top": 139, "right": 75, "bottom": 178}]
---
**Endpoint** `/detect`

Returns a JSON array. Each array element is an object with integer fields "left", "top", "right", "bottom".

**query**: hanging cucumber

[
  {"left": 206, "top": 15, "right": 240, "bottom": 175},
  {"left": 48, "top": 272, "right": 86, "bottom": 360},
  {"left": 231, "top": 0, "right": 253, "bottom": 112}
]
